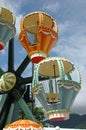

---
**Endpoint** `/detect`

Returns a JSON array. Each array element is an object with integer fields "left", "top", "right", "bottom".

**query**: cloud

[
  {"left": 53, "top": 19, "right": 86, "bottom": 63},
  {"left": 58, "top": 22, "right": 70, "bottom": 35},
  {"left": 0, "top": 0, "right": 21, "bottom": 13},
  {"left": 0, "top": 0, "right": 23, "bottom": 35},
  {"left": 42, "top": 2, "right": 59, "bottom": 12},
  {"left": 0, "top": 49, "right": 6, "bottom": 55},
  {"left": 72, "top": 91, "right": 86, "bottom": 115},
  {"left": 15, "top": 14, "right": 23, "bottom": 35}
]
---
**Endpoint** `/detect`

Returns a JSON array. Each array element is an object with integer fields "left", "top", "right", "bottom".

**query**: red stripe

[
  {"left": 50, "top": 117, "right": 65, "bottom": 121},
  {"left": 47, "top": 37, "right": 56, "bottom": 52},
  {"left": 39, "top": 32, "right": 46, "bottom": 51}
]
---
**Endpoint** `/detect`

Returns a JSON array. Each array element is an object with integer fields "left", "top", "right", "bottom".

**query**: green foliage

[
  {"left": 75, "top": 121, "right": 86, "bottom": 129},
  {"left": 32, "top": 106, "right": 45, "bottom": 121},
  {"left": 18, "top": 102, "right": 45, "bottom": 123}
]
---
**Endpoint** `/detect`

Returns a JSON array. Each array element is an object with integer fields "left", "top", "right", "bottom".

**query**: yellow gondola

[
  {"left": 19, "top": 12, "right": 58, "bottom": 63},
  {"left": 0, "top": 7, "right": 16, "bottom": 50}
]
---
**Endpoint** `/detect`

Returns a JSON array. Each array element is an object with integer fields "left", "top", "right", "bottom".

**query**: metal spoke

[
  {"left": 8, "top": 38, "right": 14, "bottom": 72},
  {"left": 0, "top": 68, "right": 4, "bottom": 76},
  {"left": 0, "top": 94, "right": 13, "bottom": 129},
  {"left": 12, "top": 89, "right": 36, "bottom": 121},
  {"left": 15, "top": 55, "right": 30, "bottom": 76}
]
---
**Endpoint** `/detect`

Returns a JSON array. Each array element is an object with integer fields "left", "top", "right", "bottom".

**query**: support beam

[
  {"left": 12, "top": 89, "right": 37, "bottom": 121},
  {"left": 0, "top": 68, "right": 4, "bottom": 77},
  {"left": 15, "top": 55, "right": 30, "bottom": 76},
  {"left": 0, "top": 94, "right": 13, "bottom": 130},
  {"left": 8, "top": 38, "right": 14, "bottom": 72},
  {"left": 5, "top": 102, "right": 20, "bottom": 125}
]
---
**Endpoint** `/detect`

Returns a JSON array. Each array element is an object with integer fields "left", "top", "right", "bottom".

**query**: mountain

[{"left": 43, "top": 113, "right": 86, "bottom": 129}]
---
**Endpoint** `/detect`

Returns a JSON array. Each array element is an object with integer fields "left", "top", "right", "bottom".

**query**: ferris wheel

[
  {"left": 0, "top": 7, "right": 82, "bottom": 130},
  {"left": 0, "top": 7, "right": 58, "bottom": 129}
]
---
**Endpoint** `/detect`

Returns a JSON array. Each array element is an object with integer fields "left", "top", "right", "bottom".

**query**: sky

[{"left": 0, "top": 0, "right": 86, "bottom": 115}]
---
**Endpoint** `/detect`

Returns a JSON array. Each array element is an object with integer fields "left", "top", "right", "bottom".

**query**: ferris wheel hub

[{"left": 0, "top": 72, "right": 16, "bottom": 92}]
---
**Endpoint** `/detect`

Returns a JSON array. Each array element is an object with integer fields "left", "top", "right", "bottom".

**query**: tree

[{"left": 18, "top": 102, "right": 45, "bottom": 123}]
